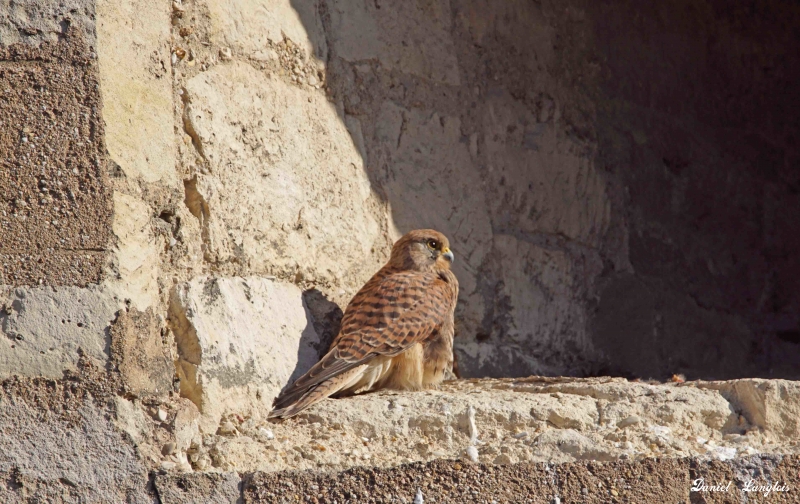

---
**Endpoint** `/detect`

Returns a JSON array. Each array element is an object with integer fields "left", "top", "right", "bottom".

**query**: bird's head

[{"left": 390, "top": 229, "right": 454, "bottom": 272}]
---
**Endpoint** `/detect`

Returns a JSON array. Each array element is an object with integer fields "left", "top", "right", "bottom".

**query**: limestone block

[
  {"left": 97, "top": 0, "right": 175, "bottom": 183},
  {"left": 0, "top": 286, "right": 120, "bottom": 378},
  {"left": 109, "top": 307, "right": 173, "bottom": 397},
  {"left": 328, "top": 0, "right": 460, "bottom": 85},
  {"left": 699, "top": 379, "right": 800, "bottom": 439},
  {"left": 108, "top": 191, "right": 162, "bottom": 311},
  {"left": 169, "top": 276, "right": 322, "bottom": 432},
  {"left": 190, "top": 377, "right": 764, "bottom": 473},
  {"left": 204, "top": 0, "right": 327, "bottom": 61},
  {"left": 183, "top": 62, "right": 388, "bottom": 296},
  {"left": 0, "top": 383, "right": 151, "bottom": 502},
  {"left": 482, "top": 91, "right": 610, "bottom": 247}
]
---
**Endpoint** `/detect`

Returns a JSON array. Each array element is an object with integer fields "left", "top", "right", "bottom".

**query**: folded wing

[{"left": 269, "top": 270, "right": 453, "bottom": 418}]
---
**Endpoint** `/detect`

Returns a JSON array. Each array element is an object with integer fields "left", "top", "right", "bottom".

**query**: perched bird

[{"left": 269, "top": 229, "right": 459, "bottom": 419}]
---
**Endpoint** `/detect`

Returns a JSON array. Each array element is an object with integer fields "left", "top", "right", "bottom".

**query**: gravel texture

[
  {"left": 244, "top": 456, "right": 800, "bottom": 504},
  {"left": 0, "top": 29, "right": 111, "bottom": 287}
]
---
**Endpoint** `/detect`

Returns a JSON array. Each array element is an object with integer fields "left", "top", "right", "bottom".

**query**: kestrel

[{"left": 269, "top": 229, "right": 459, "bottom": 419}]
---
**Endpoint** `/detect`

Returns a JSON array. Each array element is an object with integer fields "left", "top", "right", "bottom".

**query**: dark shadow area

[
  {"left": 301, "top": 288, "right": 343, "bottom": 358},
  {"left": 289, "top": 0, "right": 800, "bottom": 381},
  {"left": 282, "top": 288, "right": 344, "bottom": 389}
]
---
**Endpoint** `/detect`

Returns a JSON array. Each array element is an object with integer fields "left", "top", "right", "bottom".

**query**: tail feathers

[{"left": 269, "top": 366, "right": 366, "bottom": 419}]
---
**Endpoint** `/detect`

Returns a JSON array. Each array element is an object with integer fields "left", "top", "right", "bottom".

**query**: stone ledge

[
  {"left": 182, "top": 377, "right": 800, "bottom": 475},
  {"left": 3, "top": 369, "right": 799, "bottom": 503}
]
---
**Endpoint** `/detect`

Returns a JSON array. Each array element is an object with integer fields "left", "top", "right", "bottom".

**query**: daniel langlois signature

[{"left": 691, "top": 478, "right": 791, "bottom": 497}]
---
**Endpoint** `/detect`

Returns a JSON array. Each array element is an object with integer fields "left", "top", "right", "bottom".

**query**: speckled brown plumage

[{"left": 269, "top": 229, "right": 459, "bottom": 419}]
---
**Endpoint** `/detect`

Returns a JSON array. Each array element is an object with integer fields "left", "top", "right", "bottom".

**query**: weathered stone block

[
  {"left": 96, "top": 0, "right": 175, "bottom": 184},
  {"left": 169, "top": 276, "right": 323, "bottom": 432},
  {"left": 699, "top": 379, "right": 800, "bottom": 439},
  {"left": 183, "top": 62, "right": 388, "bottom": 298},
  {"left": 0, "top": 377, "right": 152, "bottom": 503},
  {"left": 109, "top": 306, "right": 173, "bottom": 397},
  {"left": 0, "top": 286, "right": 120, "bottom": 378},
  {"left": 0, "top": 0, "right": 95, "bottom": 46},
  {"left": 328, "top": 0, "right": 460, "bottom": 85}
]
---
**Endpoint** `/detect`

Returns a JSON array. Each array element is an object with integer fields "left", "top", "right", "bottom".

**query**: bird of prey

[{"left": 269, "top": 229, "right": 459, "bottom": 419}]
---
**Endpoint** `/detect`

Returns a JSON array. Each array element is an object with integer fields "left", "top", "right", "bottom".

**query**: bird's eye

[{"left": 427, "top": 239, "right": 438, "bottom": 250}]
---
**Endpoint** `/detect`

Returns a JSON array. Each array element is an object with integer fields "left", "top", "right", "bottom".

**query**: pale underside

[{"left": 334, "top": 342, "right": 452, "bottom": 397}]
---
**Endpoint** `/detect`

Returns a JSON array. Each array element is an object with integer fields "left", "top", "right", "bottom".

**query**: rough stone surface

[
  {"left": 698, "top": 379, "right": 800, "bottom": 439},
  {"left": 204, "top": 0, "right": 327, "bottom": 62},
  {"left": 108, "top": 190, "right": 164, "bottom": 312},
  {"left": 176, "top": 63, "right": 388, "bottom": 304},
  {"left": 689, "top": 455, "right": 798, "bottom": 504},
  {"left": 0, "top": 370, "right": 154, "bottom": 503},
  {"left": 109, "top": 306, "right": 174, "bottom": 397},
  {"left": 3, "top": 370, "right": 799, "bottom": 504},
  {"left": 155, "top": 472, "right": 241, "bottom": 504},
  {"left": 0, "top": 285, "right": 121, "bottom": 378},
  {"left": 328, "top": 0, "right": 461, "bottom": 85},
  {"left": 180, "top": 377, "right": 800, "bottom": 475},
  {"left": 245, "top": 455, "right": 800, "bottom": 504},
  {"left": 169, "top": 276, "right": 324, "bottom": 432},
  {"left": 0, "top": 32, "right": 112, "bottom": 287},
  {"left": 180, "top": 61, "right": 389, "bottom": 299},
  {"left": 96, "top": 0, "right": 175, "bottom": 185},
  {"left": 0, "top": 0, "right": 95, "bottom": 46}
]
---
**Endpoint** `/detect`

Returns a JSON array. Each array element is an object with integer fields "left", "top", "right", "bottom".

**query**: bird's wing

[{"left": 270, "top": 270, "right": 455, "bottom": 417}]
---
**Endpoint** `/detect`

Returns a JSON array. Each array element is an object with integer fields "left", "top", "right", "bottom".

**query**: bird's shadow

[{"left": 282, "top": 288, "right": 343, "bottom": 389}]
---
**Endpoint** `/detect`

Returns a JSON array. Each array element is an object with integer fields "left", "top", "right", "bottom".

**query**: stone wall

[
  {"left": 131, "top": 0, "right": 800, "bottom": 386},
  {"left": 3, "top": 0, "right": 799, "bottom": 389},
  {"left": 587, "top": 0, "right": 800, "bottom": 381},
  {"left": 1, "top": 0, "right": 799, "bottom": 501}
]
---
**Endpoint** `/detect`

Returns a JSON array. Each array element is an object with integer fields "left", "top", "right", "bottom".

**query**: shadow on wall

[{"left": 283, "top": 0, "right": 800, "bottom": 381}]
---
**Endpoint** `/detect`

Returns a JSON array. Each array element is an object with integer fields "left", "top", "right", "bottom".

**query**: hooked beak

[{"left": 442, "top": 247, "right": 454, "bottom": 263}]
